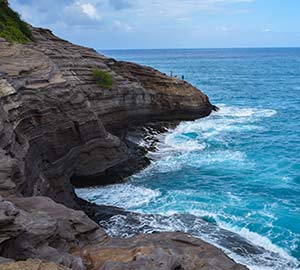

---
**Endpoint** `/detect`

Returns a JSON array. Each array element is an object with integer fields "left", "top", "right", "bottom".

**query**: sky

[{"left": 10, "top": 0, "right": 300, "bottom": 49}]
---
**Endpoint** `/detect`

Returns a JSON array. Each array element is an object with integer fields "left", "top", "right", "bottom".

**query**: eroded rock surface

[
  {"left": 75, "top": 232, "right": 248, "bottom": 270},
  {"left": 0, "top": 196, "right": 107, "bottom": 269}
]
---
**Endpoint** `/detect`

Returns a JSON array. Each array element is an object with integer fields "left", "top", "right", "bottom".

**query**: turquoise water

[{"left": 77, "top": 48, "right": 300, "bottom": 270}]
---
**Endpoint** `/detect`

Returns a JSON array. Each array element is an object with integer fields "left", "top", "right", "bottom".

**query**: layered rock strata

[{"left": 0, "top": 27, "right": 214, "bottom": 206}]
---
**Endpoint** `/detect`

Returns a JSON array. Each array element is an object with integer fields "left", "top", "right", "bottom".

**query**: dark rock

[
  {"left": 0, "top": 256, "right": 14, "bottom": 264},
  {"left": 0, "top": 196, "right": 107, "bottom": 270},
  {"left": 0, "top": 196, "right": 23, "bottom": 244},
  {"left": 75, "top": 197, "right": 129, "bottom": 222},
  {"left": 212, "top": 105, "right": 220, "bottom": 111}
]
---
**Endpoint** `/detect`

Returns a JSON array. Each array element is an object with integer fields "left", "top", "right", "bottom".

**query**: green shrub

[
  {"left": 92, "top": 68, "right": 113, "bottom": 89},
  {"left": 0, "top": 0, "right": 34, "bottom": 43}
]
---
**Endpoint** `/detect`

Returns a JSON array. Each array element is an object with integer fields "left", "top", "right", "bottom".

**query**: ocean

[{"left": 76, "top": 48, "right": 300, "bottom": 270}]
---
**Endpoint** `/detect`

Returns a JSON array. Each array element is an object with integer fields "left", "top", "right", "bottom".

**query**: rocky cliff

[
  {"left": 0, "top": 27, "right": 214, "bottom": 206},
  {"left": 0, "top": 23, "right": 247, "bottom": 270}
]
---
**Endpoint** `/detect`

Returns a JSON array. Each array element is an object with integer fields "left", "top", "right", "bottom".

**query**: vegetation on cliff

[
  {"left": 92, "top": 68, "right": 114, "bottom": 89},
  {"left": 0, "top": 0, "right": 34, "bottom": 43}
]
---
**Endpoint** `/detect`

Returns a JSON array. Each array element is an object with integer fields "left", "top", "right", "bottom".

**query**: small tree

[{"left": 92, "top": 68, "right": 113, "bottom": 90}]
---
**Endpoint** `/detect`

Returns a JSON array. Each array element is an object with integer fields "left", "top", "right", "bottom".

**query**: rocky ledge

[{"left": 0, "top": 25, "right": 247, "bottom": 269}]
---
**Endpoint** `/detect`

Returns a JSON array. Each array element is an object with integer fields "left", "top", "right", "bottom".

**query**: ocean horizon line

[{"left": 99, "top": 46, "right": 300, "bottom": 52}]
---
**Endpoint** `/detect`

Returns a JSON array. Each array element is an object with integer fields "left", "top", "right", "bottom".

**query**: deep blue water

[{"left": 77, "top": 48, "right": 300, "bottom": 270}]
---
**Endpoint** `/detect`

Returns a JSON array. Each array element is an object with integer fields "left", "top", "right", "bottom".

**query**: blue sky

[{"left": 10, "top": 0, "right": 300, "bottom": 49}]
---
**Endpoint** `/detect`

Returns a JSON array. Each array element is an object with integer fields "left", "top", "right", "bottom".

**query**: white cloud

[
  {"left": 61, "top": 1, "right": 103, "bottom": 26},
  {"left": 219, "top": 26, "right": 229, "bottom": 32},
  {"left": 113, "top": 20, "right": 134, "bottom": 32},
  {"left": 10, "top": 0, "right": 258, "bottom": 48},
  {"left": 122, "top": 0, "right": 255, "bottom": 20},
  {"left": 11, "top": 0, "right": 255, "bottom": 28},
  {"left": 80, "top": 3, "right": 101, "bottom": 20},
  {"left": 262, "top": 28, "right": 271, "bottom": 33}
]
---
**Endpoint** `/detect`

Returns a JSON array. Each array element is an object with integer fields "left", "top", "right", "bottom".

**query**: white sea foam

[
  {"left": 159, "top": 104, "right": 276, "bottom": 154},
  {"left": 76, "top": 184, "right": 160, "bottom": 208},
  {"left": 218, "top": 222, "right": 299, "bottom": 268},
  {"left": 144, "top": 104, "right": 277, "bottom": 175},
  {"left": 216, "top": 104, "right": 277, "bottom": 118},
  {"left": 99, "top": 210, "right": 300, "bottom": 270},
  {"left": 164, "top": 135, "right": 206, "bottom": 151},
  {"left": 136, "top": 149, "right": 249, "bottom": 176},
  {"left": 172, "top": 120, "right": 262, "bottom": 139},
  {"left": 226, "top": 191, "right": 242, "bottom": 202}
]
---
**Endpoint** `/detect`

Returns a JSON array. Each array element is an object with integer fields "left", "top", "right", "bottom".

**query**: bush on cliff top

[
  {"left": 92, "top": 68, "right": 114, "bottom": 90},
  {"left": 0, "top": 0, "right": 34, "bottom": 43}
]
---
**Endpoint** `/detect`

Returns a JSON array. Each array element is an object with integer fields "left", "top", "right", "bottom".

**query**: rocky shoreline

[{"left": 0, "top": 24, "right": 248, "bottom": 269}]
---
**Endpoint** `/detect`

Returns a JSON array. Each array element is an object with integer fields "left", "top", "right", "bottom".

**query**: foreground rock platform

[
  {"left": 0, "top": 259, "right": 71, "bottom": 270},
  {"left": 76, "top": 232, "right": 248, "bottom": 270},
  {"left": 0, "top": 25, "right": 247, "bottom": 269},
  {"left": 0, "top": 195, "right": 247, "bottom": 270}
]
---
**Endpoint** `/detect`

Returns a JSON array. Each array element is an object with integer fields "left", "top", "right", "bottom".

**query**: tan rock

[
  {"left": 0, "top": 80, "right": 16, "bottom": 98},
  {"left": 76, "top": 232, "right": 248, "bottom": 270},
  {"left": 0, "top": 259, "right": 71, "bottom": 270}
]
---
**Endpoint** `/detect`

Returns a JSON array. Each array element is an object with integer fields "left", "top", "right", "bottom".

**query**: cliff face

[
  {"left": 0, "top": 26, "right": 248, "bottom": 270},
  {"left": 0, "top": 27, "right": 213, "bottom": 207}
]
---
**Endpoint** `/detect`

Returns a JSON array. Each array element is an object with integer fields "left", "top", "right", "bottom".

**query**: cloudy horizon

[{"left": 10, "top": 0, "right": 300, "bottom": 49}]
